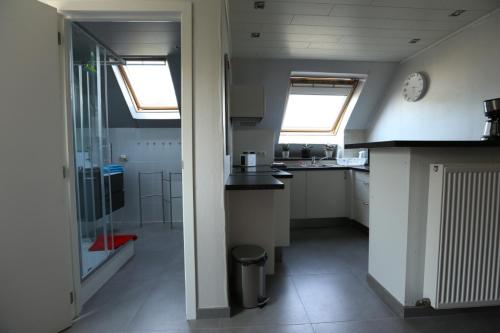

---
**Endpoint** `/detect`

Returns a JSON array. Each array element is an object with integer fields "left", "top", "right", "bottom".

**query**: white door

[{"left": 0, "top": 1, "right": 74, "bottom": 332}]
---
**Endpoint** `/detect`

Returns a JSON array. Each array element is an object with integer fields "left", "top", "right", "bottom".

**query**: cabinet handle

[{"left": 363, "top": 202, "right": 369, "bottom": 206}]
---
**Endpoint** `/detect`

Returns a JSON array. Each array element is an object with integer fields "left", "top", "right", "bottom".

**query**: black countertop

[
  {"left": 345, "top": 140, "right": 500, "bottom": 149},
  {"left": 225, "top": 175, "right": 285, "bottom": 190},
  {"left": 225, "top": 166, "right": 293, "bottom": 190},
  {"left": 284, "top": 165, "right": 369, "bottom": 173}
]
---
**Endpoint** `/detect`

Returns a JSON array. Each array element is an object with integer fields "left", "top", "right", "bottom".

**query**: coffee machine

[{"left": 482, "top": 98, "right": 500, "bottom": 141}]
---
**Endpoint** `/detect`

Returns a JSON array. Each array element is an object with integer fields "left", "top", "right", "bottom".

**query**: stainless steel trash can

[{"left": 231, "top": 245, "right": 270, "bottom": 308}]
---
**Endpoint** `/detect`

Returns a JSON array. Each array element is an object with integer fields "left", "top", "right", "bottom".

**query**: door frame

[{"left": 54, "top": 1, "right": 197, "bottom": 320}]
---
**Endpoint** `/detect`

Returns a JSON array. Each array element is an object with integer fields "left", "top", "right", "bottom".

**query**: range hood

[{"left": 230, "top": 85, "right": 265, "bottom": 126}]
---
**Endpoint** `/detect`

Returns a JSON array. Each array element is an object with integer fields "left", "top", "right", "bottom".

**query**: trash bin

[{"left": 231, "top": 245, "right": 270, "bottom": 308}]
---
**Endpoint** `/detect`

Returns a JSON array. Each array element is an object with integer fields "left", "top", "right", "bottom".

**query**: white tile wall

[{"left": 109, "top": 128, "right": 183, "bottom": 225}]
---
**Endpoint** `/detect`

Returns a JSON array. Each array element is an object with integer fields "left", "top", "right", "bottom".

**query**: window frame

[
  {"left": 280, "top": 77, "right": 359, "bottom": 135},
  {"left": 117, "top": 62, "right": 179, "bottom": 113}
]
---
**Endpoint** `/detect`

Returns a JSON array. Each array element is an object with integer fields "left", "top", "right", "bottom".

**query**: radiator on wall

[{"left": 424, "top": 164, "right": 500, "bottom": 309}]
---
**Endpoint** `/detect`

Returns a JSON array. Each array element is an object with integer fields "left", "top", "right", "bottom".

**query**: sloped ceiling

[
  {"left": 78, "top": 22, "right": 181, "bottom": 128},
  {"left": 80, "top": 22, "right": 180, "bottom": 57},
  {"left": 229, "top": 0, "right": 500, "bottom": 61},
  {"left": 231, "top": 58, "right": 398, "bottom": 142}
]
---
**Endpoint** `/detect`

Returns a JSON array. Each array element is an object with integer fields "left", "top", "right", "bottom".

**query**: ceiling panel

[
  {"left": 233, "top": 40, "right": 310, "bottom": 48},
  {"left": 233, "top": 31, "right": 343, "bottom": 43},
  {"left": 234, "top": 23, "right": 448, "bottom": 39},
  {"left": 229, "top": 0, "right": 500, "bottom": 61},
  {"left": 371, "top": 0, "right": 500, "bottom": 10},
  {"left": 330, "top": 5, "right": 486, "bottom": 21},
  {"left": 231, "top": 12, "right": 294, "bottom": 24},
  {"left": 231, "top": 0, "right": 332, "bottom": 15},
  {"left": 290, "top": 15, "right": 463, "bottom": 30}
]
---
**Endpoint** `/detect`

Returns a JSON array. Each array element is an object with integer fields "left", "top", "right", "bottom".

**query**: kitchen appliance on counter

[
  {"left": 240, "top": 151, "right": 257, "bottom": 167},
  {"left": 482, "top": 98, "right": 500, "bottom": 141}
]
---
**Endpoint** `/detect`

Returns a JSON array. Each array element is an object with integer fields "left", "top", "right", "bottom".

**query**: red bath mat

[{"left": 89, "top": 234, "right": 137, "bottom": 251}]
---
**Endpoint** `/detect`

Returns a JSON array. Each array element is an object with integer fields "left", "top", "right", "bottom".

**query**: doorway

[
  {"left": 59, "top": 3, "right": 196, "bottom": 324},
  {"left": 66, "top": 19, "right": 189, "bottom": 328}
]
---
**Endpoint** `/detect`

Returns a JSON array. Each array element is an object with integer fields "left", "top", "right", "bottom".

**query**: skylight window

[
  {"left": 281, "top": 94, "right": 349, "bottom": 132},
  {"left": 279, "top": 77, "right": 359, "bottom": 143},
  {"left": 112, "top": 60, "right": 179, "bottom": 119}
]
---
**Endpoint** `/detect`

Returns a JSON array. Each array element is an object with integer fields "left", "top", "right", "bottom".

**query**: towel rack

[{"left": 138, "top": 171, "right": 182, "bottom": 228}]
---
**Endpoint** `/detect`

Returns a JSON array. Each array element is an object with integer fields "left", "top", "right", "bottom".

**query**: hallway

[{"left": 66, "top": 224, "right": 500, "bottom": 332}]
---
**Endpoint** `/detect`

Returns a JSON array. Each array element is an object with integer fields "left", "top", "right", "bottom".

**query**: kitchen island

[
  {"left": 345, "top": 140, "right": 500, "bottom": 316},
  {"left": 225, "top": 166, "right": 292, "bottom": 274}
]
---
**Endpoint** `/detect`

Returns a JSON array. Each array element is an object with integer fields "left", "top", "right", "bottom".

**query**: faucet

[{"left": 311, "top": 156, "right": 317, "bottom": 165}]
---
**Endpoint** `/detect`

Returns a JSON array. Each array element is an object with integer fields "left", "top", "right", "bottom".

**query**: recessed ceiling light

[
  {"left": 449, "top": 9, "right": 466, "bottom": 17},
  {"left": 251, "top": 32, "right": 261, "bottom": 38},
  {"left": 409, "top": 38, "right": 421, "bottom": 44},
  {"left": 254, "top": 1, "right": 265, "bottom": 10}
]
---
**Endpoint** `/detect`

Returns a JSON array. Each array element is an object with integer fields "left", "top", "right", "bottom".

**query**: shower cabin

[{"left": 70, "top": 24, "right": 125, "bottom": 279}]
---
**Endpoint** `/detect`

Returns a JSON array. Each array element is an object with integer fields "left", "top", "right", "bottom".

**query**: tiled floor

[{"left": 65, "top": 223, "right": 500, "bottom": 333}]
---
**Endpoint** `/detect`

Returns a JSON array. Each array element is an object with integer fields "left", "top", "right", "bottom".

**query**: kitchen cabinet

[
  {"left": 290, "top": 171, "right": 307, "bottom": 219},
  {"left": 290, "top": 170, "right": 347, "bottom": 219},
  {"left": 307, "top": 170, "right": 347, "bottom": 218},
  {"left": 351, "top": 171, "right": 369, "bottom": 227},
  {"left": 230, "top": 85, "right": 265, "bottom": 121},
  {"left": 274, "top": 178, "right": 291, "bottom": 247}
]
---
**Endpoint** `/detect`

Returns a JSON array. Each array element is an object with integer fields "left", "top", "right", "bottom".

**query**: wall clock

[{"left": 402, "top": 72, "right": 427, "bottom": 102}]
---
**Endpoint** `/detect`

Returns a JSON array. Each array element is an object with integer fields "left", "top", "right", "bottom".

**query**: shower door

[{"left": 70, "top": 24, "right": 115, "bottom": 279}]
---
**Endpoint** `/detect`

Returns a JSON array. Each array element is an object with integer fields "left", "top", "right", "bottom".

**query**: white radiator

[{"left": 424, "top": 164, "right": 500, "bottom": 309}]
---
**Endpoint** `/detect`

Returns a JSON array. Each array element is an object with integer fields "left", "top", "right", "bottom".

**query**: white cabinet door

[
  {"left": 307, "top": 170, "right": 347, "bottom": 218},
  {"left": 274, "top": 178, "right": 291, "bottom": 246},
  {"left": 0, "top": 1, "right": 74, "bottom": 332},
  {"left": 352, "top": 171, "right": 370, "bottom": 227},
  {"left": 353, "top": 199, "right": 370, "bottom": 227},
  {"left": 290, "top": 171, "right": 307, "bottom": 219}
]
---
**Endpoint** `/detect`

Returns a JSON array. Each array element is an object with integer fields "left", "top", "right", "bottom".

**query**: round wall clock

[{"left": 402, "top": 72, "right": 427, "bottom": 102}]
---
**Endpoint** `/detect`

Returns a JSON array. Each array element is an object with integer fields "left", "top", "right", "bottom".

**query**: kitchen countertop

[
  {"left": 225, "top": 166, "right": 293, "bottom": 190},
  {"left": 274, "top": 157, "right": 335, "bottom": 161},
  {"left": 345, "top": 140, "right": 500, "bottom": 149}
]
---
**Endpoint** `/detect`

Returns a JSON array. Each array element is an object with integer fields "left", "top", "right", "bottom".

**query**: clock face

[{"left": 403, "top": 72, "right": 426, "bottom": 102}]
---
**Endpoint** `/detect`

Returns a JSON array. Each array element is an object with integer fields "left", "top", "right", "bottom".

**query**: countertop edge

[
  {"left": 345, "top": 140, "right": 500, "bottom": 149},
  {"left": 225, "top": 183, "right": 285, "bottom": 190}
]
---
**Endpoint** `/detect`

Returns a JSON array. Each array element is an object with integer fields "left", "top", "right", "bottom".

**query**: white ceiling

[{"left": 229, "top": 0, "right": 500, "bottom": 61}]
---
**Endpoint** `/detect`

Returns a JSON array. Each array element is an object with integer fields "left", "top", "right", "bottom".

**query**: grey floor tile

[
  {"left": 221, "top": 276, "right": 310, "bottom": 328},
  {"left": 70, "top": 223, "right": 187, "bottom": 333},
  {"left": 71, "top": 224, "right": 500, "bottom": 333},
  {"left": 404, "top": 313, "right": 500, "bottom": 333},
  {"left": 119, "top": 324, "right": 313, "bottom": 333},
  {"left": 313, "top": 318, "right": 411, "bottom": 333},
  {"left": 292, "top": 272, "right": 395, "bottom": 323},
  {"left": 125, "top": 278, "right": 215, "bottom": 331},
  {"left": 313, "top": 314, "right": 500, "bottom": 333}
]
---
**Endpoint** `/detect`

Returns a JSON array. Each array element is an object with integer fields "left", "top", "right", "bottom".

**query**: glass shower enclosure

[{"left": 69, "top": 24, "right": 118, "bottom": 279}]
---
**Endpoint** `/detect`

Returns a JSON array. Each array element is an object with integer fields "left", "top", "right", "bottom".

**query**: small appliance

[
  {"left": 482, "top": 98, "right": 500, "bottom": 141},
  {"left": 240, "top": 151, "right": 257, "bottom": 167}
]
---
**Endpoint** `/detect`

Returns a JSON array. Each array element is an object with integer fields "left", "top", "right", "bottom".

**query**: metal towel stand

[{"left": 138, "top": 171, "right": 182, "bottom": 229}]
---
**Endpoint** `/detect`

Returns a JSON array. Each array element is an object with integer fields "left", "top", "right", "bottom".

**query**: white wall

[
  {"left": 232, "top": 128, "right": 275, "bottom": 165},
  {"left": 109, "top": 128, "right": 183, "bottom": 224},
  {"left": 192, "top": 0, "right": 229, "bottom": 310},
  {"left": 368, "top": 10, "right": 500, "bottom": 141}
]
